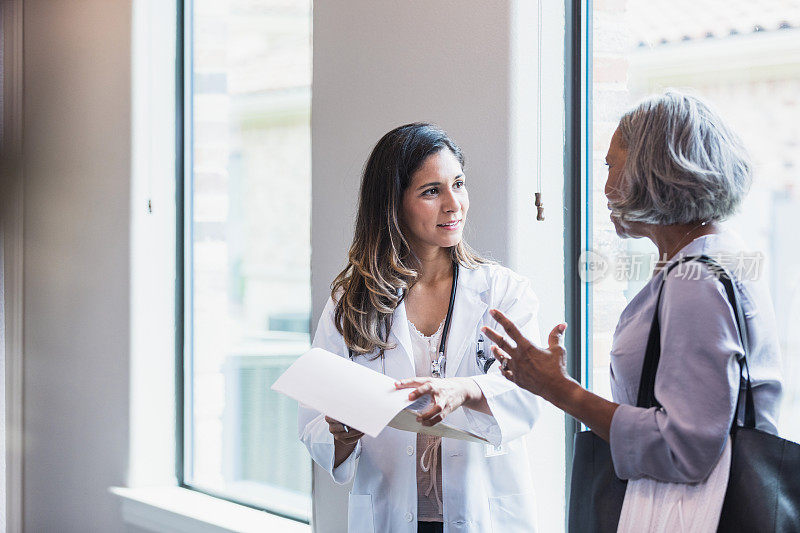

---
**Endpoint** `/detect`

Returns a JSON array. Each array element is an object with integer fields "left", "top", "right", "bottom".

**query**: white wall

[
  {"left": 311, "top": 1, "right": 566, "bottom": 531},
  {"left": 22, "top": 1, "right": 132, "bottom": 531},
  {"left": 311, "top": 1, "right": 513, "bottom": 322}
]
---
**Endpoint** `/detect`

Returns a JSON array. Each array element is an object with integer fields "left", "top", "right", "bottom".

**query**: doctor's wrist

[
  {"left": 454, "top": 377, "right": 481, "bottom": 405},
  {"left": 459, "top": 378, "right": 491, "bottom": 415}
]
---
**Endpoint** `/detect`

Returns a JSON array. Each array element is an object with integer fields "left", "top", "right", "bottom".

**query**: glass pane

[
  {"left": 187, "top": 0, "right": 312, "bottom": 519},
  {"left": 588, "top": 0, "right": 800, "bottom": 442}
]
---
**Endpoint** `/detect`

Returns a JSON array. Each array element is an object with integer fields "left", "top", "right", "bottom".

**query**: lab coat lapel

[
  {"left": 389, "top": 299, "right": 415, "bottom": 374},
  {"left": 445, "top": 266, "right": 489, "bottom": 377}
]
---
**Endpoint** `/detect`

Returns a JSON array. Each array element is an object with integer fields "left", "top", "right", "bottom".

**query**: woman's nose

[{"left": 442, "top": 190, "right": 460, "bottom": 213}]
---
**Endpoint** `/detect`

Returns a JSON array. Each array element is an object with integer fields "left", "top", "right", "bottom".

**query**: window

[
  {"left": 181, "top": 0, "right": 312, "bottom": 521},
  {"left": 583, "top": 0, "right": 800, "bottom": 441},
  {"left": 174, "top": 1, "right": 799, "bottom": 528}
]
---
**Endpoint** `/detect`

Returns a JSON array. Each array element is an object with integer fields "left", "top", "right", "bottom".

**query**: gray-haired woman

[{"left": 483, "top": 92, "right": 783, "bottom": 516}]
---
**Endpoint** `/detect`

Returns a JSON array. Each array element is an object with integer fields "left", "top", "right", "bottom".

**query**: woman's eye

[
  {"left": 454, "top": 180, "right": 465, "bottom": 189},
  {"left": 423, "top": 187, "right": 438, "bottom": 196}
]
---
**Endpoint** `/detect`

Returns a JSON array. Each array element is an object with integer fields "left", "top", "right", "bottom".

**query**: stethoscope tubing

[
  {"left": 428, "top": 262, "right": 458, "bottom": 377},
  {"left": 354, "top": 261, "right": 494, "bottom": 376}
]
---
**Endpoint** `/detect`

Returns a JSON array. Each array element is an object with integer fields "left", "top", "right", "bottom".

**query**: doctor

[{"left": 298, "top": 123, "right": 542, "bottom": 533}]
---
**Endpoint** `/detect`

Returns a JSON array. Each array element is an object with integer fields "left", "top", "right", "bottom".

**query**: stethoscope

[
  {"left": 429, "top": 262, "right": 459, "bottom": 378},
  {"left": 350, "top": 262, "right": 495, "bottom": 375},
  {"left": 475, "top": 334, "right": 494, "bottom": 373}
]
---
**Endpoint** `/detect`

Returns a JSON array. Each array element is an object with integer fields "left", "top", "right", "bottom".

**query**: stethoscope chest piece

[
  {"left": 476, "top": 334, "right": 495, "bottom": 373},
  {"left": 431, "top": 354, "right": 445, "bottom": 378}
]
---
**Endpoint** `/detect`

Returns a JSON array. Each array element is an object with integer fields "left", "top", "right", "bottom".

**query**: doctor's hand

[
  {"left": 394, "top": 377, "right": 487, "bottom": 426},
  {"left": 325, "top": 416, "right": 364, "bottom": 446},
  {"left": 481, "top": 309, "right": 576, "bottom": 404}
]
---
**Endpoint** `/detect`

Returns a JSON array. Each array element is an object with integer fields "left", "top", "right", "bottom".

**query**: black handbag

[{"left": 567, "top": 255, "right": 800, "bottom": 532}]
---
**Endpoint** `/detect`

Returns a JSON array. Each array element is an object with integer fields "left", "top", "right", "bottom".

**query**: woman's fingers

[
  {"left": 408, "top": 381, "right": 433, "bottom": 400},
  {"left": 421, "top": 413, "right": 444, "bottom": 426},
  {"left": 549, "top": 323, "right": 567, "bottom": 349},
  {"left": 491, "top": 345, "right": 513, "bottom": 369},
  {"left": 395, "top": 378, "right": 435, "bottom": 400},
  {"left": 325, "top": 417, "right": 346, "bottom": 432},
  {"left": 481, "top": 326, "right": 515, "bottom": 354},
  {"left": 394, "top": 377, "right": 430, "bottom": 389},
  {"left": 491, "top": 346, "right": 517, "bottom": 383},
  {"left": 417, "top": 402, "right": 443, "bottom": 421},
  {"left": 418, "top": 400, "right": 445, "bottom": 426},
  {"left": 490, "top": 345, "right": 511, "bottom": 368},
  {"left": 492, "top": 346, "right": 518, "bottom": 380},
  {"left": 488, "top": 309, "right": 528, "bottom": 346}
]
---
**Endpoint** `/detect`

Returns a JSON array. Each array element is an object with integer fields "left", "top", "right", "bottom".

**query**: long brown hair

[{"left": 332, "top": 123, "right": 488, "bottom": 356}]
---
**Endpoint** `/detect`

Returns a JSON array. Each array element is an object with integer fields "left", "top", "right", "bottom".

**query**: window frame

[
  {"left": 174, "top": 0, "right": 312, "bottom": 523},
  {"left": 175, "top": 0, "right": 187, "bottom": 496},
  {"left": 563, "top": 0, "right": 592, "bottom": 510}
]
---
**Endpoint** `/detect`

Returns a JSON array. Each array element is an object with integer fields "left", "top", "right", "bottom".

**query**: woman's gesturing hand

[
  {"left": 394, "top": 377, "right": 484, "bottom": 426},
  {"left": 325, "top": 416, "right": 364, "bottom": 446},
  {"left": 481, "top": 308, "right": 574, "bottom": 403}
]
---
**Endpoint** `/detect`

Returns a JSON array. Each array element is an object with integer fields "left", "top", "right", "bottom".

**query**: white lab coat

[{"left": 298, "top": 263, "right": 542, "bottom": 533}]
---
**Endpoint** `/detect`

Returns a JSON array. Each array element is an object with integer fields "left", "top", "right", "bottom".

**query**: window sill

[{"left": 110, "top": 486, "right": 311, "bottom": 533}]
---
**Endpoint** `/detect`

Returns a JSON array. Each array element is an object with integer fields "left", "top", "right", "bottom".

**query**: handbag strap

[{"left": 635, "top": 254, "right": 756, "bottom": 430}]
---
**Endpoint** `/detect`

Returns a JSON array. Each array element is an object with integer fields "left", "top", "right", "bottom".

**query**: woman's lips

[{"left": 437, "top": 219, "right": 462, "bottom": 230}]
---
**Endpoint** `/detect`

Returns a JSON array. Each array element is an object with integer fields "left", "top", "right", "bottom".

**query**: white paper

[
  {"left": 271, "top": 347, "right": 487, "bottom": 442},
  {"left": 387, "top": 410, "right": 487, "bottom": 443}
]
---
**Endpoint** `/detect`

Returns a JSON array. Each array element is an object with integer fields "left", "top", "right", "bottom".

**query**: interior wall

[
  {"left": 311, "top": 0, "right": 514, "bottom": 333},
  {"left": 310, "top": 3, "right": 512, "bottom": 530},
  {"left": 22, "top": 1, "right": 132, "bottom": 531}
]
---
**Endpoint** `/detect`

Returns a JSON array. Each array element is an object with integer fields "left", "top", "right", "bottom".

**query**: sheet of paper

[
  {"left": 387, "top": 410, "right": 488, "bottom": 443},
  {"left": 390, "top": 394, "right": 488, "bottom": 442},
  {"left": 271, "top": 348, "right": 416, "bottom": 437},
  {"left": 271, "top": 347, "right": 489, "bottom": 442}
]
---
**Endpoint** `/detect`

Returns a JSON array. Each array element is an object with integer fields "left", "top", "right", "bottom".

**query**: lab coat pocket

[
  {"left": 488, "top": 490, "right": 536, "bottom": 533},
  {"left": 347, "top": 493, "right": 375, "bottom": 533}
]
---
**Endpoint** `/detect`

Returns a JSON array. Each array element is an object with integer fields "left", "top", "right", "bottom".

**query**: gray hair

[{"left": 610, "top": 91, "right": 752, "bottom": 225}]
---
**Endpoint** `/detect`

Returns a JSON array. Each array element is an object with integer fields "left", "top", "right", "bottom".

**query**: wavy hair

[
  {"left": 610, "top": 90, "right": 752, "bottom": 225},
  {"left": 332, "top": 123, "right": 488, "bottom": 356}
]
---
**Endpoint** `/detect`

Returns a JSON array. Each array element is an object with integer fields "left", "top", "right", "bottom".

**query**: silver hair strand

[{"left": 610, "top": 90, "right": 753, "bottom": 225}]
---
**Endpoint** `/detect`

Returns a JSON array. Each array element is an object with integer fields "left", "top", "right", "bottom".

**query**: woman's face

[
  {"left": 401, "top": 149, "right": 469, "bottom": 253},
  {"left": 604, "top": 126, "right": 641, "bottom": 238}
]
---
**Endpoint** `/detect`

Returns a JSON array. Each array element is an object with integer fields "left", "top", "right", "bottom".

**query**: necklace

[{"left": 660, "top": 220, "right": 712, "bottom": 266}]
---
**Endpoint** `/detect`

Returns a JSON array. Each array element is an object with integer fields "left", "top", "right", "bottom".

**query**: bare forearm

[{"left": 549, "top": 379, "right": 618, "bottom": 441}]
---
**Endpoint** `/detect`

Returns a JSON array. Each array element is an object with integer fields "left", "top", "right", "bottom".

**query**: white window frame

[{"left": 113, "top": 1, "right": 310, "bottom": 530}]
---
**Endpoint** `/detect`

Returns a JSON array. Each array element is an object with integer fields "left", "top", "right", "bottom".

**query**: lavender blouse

[{"left": 609, "top": 232, "right": 783, "bottom": 483}]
